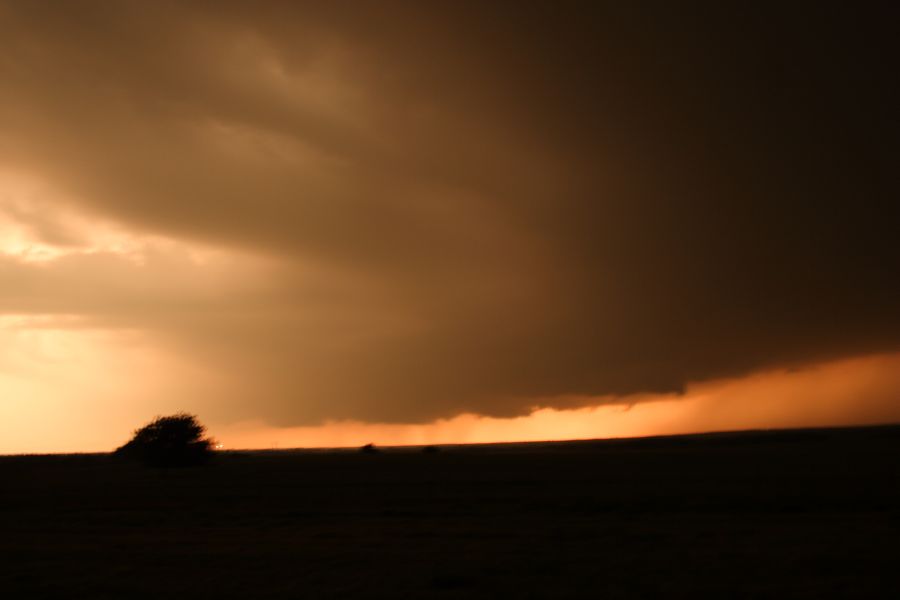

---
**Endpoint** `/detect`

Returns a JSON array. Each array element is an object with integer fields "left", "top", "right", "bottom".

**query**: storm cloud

[{"left": 1, "top": 1, "right": 898, "bottom": 426}]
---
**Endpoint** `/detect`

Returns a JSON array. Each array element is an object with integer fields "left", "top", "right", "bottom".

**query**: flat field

[{"left": 2, "top": 425, "right": 899, "bottom": 598}]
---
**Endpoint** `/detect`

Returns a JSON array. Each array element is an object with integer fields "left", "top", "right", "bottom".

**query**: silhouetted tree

[
  {"left": 360, "top": 443, "right": 379, "bottom": 454},
  {"left": 115, "top": 413, "right": 215, "bottom": 467}
]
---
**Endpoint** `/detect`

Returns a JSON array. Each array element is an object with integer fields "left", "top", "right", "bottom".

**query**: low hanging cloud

[{"left": 0, "top": 1, "right": 898, "bottom": 430}]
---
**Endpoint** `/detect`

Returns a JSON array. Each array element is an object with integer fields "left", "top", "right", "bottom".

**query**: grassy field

[{"left": 2, "top": 425, "right": 899, "bottom": 598}]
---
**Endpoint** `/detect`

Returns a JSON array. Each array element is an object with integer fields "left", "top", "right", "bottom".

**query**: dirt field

[{"left": 2, "top": 425, "right": 899, "bottom": 598}]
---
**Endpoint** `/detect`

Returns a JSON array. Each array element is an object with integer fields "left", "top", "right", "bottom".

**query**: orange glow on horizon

[
  {"left": 212, "top": 352, "right": 900, "bottom": 452},
  {"left": 2, "top": 311, "right": 898, "bottom": 455}
]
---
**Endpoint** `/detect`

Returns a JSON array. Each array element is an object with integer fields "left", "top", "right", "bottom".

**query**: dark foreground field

[{"left": 2, "top": 425, "right": 900, "bottom": 598}]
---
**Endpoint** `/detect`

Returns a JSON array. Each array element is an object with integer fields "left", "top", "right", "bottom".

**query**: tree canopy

[{"left": 115, "top": 413, "right": 215, "bottom": 467}]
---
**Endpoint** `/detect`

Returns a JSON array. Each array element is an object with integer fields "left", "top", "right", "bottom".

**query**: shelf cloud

[{"left": 1, "top": 1, "right": 897, "bottom": 446}]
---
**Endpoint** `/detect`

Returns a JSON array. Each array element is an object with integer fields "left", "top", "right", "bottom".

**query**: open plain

[{"left": 2, "top": 425, "right": 899, "bottom": 598}]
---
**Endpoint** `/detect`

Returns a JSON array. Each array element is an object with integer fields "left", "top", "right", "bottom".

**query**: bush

[
  {"left": 115, "top": 413, "right": 215, "bottom": 467},
  {"left": 359, "top": 443, "right": 379, "bottom": 454}
]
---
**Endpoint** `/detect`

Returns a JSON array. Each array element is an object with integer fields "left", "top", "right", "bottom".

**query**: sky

[{"left": 1, "top": 1, "right": 898, "bottom": 454}]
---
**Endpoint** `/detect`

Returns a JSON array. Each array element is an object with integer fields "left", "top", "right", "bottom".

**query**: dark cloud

[{"left": 0, "top": 1, "right": 898, "bottom": 424}]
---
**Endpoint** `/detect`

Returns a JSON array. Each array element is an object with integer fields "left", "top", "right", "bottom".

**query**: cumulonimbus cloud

[{"left": 0, "top": 1, "right": 897, "bottom": 427}]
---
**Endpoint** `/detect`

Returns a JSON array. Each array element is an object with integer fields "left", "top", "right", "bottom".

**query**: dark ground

[{"left": 2, "top": 425, "right": 900, "bottom": 599}]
